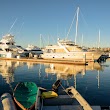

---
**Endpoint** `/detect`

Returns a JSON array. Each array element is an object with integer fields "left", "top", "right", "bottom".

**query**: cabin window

[
  {"left": 0, "top": 48, "right": 3, "bottom": 51},
  {"left": 31, "top": 50, "right": 42, "bottom": 51},
  {"left": 6, "top": 42, "right": 11, "bottom": 45},
  {"left": 5, "top": 48, "right": 10, "bottom": 52}
]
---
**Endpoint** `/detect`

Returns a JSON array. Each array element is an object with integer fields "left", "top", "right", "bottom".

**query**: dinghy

[
  {"left": 35, "top": 80, "right": 93, "bottom": 110},
  {"left": 13, "top": 82, "right": 38, "bottom": 110}
]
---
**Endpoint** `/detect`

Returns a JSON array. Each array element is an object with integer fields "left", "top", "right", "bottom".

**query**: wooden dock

[{"left": 0, "top": 57, "right": 87, "bottom": 65}]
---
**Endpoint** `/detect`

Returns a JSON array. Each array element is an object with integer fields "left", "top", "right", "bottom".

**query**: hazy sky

[{"left": 0, "top": 0, "right": 110, "bottom": 48}]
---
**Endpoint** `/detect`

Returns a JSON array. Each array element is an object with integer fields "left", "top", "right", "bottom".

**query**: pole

[{"left": 75, "top": 7, "right": 79, "bottom": 45}]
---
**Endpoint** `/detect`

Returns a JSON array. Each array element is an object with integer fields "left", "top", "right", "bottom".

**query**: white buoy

[{"left": 1, "top": 93, "right": 17, "bottom": 110}]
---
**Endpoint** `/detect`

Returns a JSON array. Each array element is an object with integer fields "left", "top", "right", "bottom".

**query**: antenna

[
  {"left": 8, "top": 18, "right": 18, "bottom": 33},
  {"left": 75, "top": 7, "right": 79, "bottom": 45}
]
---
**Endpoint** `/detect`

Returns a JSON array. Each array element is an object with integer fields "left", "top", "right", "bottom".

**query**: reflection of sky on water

[{"left": 0, "top": 59, "right": 110, "bottom": 106}]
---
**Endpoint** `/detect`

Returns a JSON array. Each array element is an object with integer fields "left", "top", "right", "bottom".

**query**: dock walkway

[{"left": 0, "top": 57, "right": 87, "bottom": 65}]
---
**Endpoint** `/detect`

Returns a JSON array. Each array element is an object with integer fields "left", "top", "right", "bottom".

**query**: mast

[
  {"left": 75, "top": 7, "right": 79, "bottom": 45},
  {"left": 48, "top": 35, "right": 50, "bottom": 45},
  {"left": 81, "top": 34, "right": 83, "bottom": 47},
  {"left": 40, "top": 34, "right": 42, "bottom": 48},
  {"left": 98, "top": 29, "right": 100, "bottom": 49}
]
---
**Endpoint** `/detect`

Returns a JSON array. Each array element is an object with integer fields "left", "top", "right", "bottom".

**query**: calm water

[{"left": 0, "top": 59, "right": 110, "bottom": 106}]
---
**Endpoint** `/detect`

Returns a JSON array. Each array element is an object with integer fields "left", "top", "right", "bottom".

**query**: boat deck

[
  {"left": 42, "top": 105, "right": 83, "bottom": 110},
  {"left": 41, "top": 95, "right": 110, "bottom": 110},
  {"left": 42, "top": 95, "right": 81, "bottom": 110},
  {"left": 42, "top": 106, "right": 110, "bottom": 110}
]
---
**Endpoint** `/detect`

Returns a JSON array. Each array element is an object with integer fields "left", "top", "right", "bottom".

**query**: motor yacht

[
  {"left": 41, "top": 38, "right": 102, "bottom": 62},
  {"left": 26, "top": 44, "right": 43, "bottom": 55},
  {"left": 0, "top": 34, "right": 28, "bottom": 58}
]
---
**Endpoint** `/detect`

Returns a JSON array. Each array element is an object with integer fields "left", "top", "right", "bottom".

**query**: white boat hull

[{"left": 41, "top": 51, "right": 102, "bottom": 62}]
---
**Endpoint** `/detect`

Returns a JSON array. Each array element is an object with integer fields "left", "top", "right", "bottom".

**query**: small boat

[
  {"left": 35, "top": 80, "right": 106, "bottom": 110},
  {"left": 35, "top": 86, "right": 93, "bottom": 110},
  {"left": 13, "top": 82, "right": 39, "bottom": 110}
]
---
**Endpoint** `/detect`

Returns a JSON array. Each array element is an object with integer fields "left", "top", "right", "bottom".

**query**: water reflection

[
  {"left": 45, "top": 62, "right": 103, "bottom": 88},
  {"left": 0, "top": 60, "right": 103, "bottom": 85},
  {"left": 0, "top": 60, "right": 24, "bottom": 84},
  {"left": 45, "top": 62, "right": 102, "bottom": 78},
  {"left": 0, "top": 60, "right": 110, "bottom": 106},
  {"left": 27, "top": 62, "right": 38, "bottom": 69}
]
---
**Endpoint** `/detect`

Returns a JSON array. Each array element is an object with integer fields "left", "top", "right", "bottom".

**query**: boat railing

[{"left": 57, "top": 41, "right": 70, "bottom": 53}]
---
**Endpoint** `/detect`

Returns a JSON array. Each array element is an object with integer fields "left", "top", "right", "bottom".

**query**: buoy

[{"left": 1, "top": 93, "right": 17, "bottom": 110}]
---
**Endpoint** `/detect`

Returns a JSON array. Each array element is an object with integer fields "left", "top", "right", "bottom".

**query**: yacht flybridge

[
  {"left": 0, "top": 34, "right": 16, "bottom": 51},
  {"left": 0, "top": 34, "right": 28, "bottom": 58}
]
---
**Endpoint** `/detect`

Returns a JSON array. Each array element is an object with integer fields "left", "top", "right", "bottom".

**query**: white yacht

[
  {"left": 0, "top": 34, "right": 28, "bottom": 58},
  {"left": 26, "top": 44, "right": 43, "bottom": 55},
  {"left": 16, "top": 45, "right": 29, "bottom": 57},
  {"left": 0, "top": 34, "right": 16, "bottom": 50},
  {"left": 41, "top": 38, "right": 102, "bottom": 62}
]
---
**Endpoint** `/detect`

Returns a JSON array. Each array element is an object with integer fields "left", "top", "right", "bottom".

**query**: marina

[
  {"left": 0, "top": 58, "right": 110, "bottom": 109},
  {"left": 0, "top": 1, "right": 110, "bottom": 109}
]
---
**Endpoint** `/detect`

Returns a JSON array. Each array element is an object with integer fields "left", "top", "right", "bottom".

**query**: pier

[{"left": 0, "top": 57, "right": 87, "bottom": 65}]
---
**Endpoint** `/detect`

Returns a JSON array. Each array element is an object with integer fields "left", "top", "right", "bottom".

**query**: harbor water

[{"left": 0, "top": 59, "right": 110, "bottom": 106}]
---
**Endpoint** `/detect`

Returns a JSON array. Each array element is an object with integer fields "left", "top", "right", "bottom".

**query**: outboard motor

[{"left": 52, "top": 80, "right": 61, "bottom": 92}]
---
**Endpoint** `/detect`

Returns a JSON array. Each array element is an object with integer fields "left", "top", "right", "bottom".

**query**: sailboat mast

[
  {"left": 81, "top": 34, "right": 83, "bottom": 47},
  {"left": 75, "top": 7, "right": 79, "bottom": 45},
  {"left": 40, "top": 34, "right": 42, "bottom": 48},
  {"left": 98, "top": 29, "right": 100, "bottom": 48}
]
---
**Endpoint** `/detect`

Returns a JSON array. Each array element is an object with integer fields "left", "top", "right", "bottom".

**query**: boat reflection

[
  {"left": 0, "top": 60, "right": 24, "bottom": 84},
  {"left": 45, "top": 62, "right": 102, "bottom": 78},
  {"left": 45, "top": 62, "right": 103, "bottom": 88},
  {"left": 27, "top": 62, "right": 38, "bottom": 69},
  {"left": 0, "top": 59, "right": 103, "bottom": 89}
]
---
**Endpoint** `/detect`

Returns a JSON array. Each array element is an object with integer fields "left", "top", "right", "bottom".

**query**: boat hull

[{"left": 41, "top": 51, "right": 102, "bottom": 62}]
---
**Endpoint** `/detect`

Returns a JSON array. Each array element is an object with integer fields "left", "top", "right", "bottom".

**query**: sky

[{"left": 0, "top": 0, "right": 110, "bottom": 48}]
